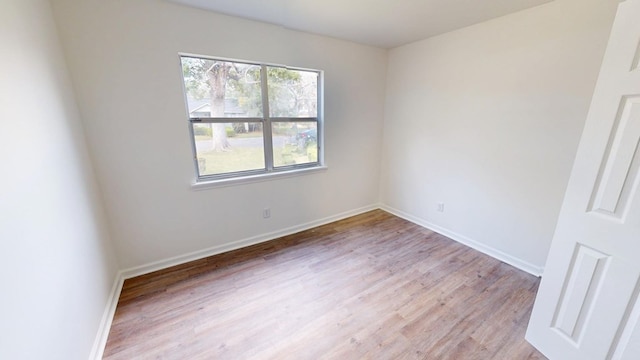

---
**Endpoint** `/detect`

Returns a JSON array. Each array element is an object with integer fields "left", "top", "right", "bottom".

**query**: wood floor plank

[{"left": 103, "top": 209, "right": 546, "bottom": 359}]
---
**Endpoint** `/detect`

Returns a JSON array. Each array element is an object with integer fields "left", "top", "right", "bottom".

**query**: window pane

[
  {"left": 272, "top": 122, "right": 318, "bottom": 167},
  {"left": 181, "top": 57, "right": 263, "bottom": 118},
  {"left": 267, "top": 67, "right": 317, "bottom": 118},
  {"left": 193, "top": 122, "right": 265, "bottom": 176}
]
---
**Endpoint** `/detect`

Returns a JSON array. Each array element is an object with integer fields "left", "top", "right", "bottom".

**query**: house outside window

[{"left": 180, "top": 55, "right": 323, "bottom": 183}]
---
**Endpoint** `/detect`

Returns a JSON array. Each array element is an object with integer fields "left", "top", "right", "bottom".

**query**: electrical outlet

[
  {"left": 437, "top": 202, "right": 445, "bottom": 212},
  {"left": 263, "top": 208, "right": 271, "bottom": 218}
]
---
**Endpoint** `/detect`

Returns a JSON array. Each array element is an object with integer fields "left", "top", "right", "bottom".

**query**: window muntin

[{"left": 180, "top": 55, "right": 322, "bottom": 182}]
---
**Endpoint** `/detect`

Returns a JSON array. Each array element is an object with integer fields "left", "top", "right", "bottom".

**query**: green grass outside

[{"left": 198, "top": 142, "right": 317, "bottom": 175}]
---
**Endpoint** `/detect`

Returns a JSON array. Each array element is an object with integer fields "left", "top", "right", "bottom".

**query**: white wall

[
  {"left": 0, "top": 0, "right": 119, "bottom": 359},
  {"left": 380, "top": 0, "right": 619, "bottom": 272},
  {"left": 0, "top": 0, "right": 623, "bottom": 357},
  {"left": 51, "top": 0, "right": 387, "bottom": 270}
]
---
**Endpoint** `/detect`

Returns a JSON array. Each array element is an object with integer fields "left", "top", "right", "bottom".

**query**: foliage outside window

[{"left": 180, "top": 55, "right": 322, "bottom": 182}]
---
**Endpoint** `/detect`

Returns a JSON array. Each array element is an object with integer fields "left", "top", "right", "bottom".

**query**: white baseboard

[
  {"left": 379, "top": 204, "right": 544, "bottom": 277},
  {"left": 89, "top": 270, "right": 124, "bottom": 360},
  {"left": 120, "top": 203, "right": 381, "bottom": 279}
]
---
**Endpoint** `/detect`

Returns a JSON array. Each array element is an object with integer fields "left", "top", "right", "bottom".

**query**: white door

[{"left": 526, "top": 1, "right": 640, "bottom": 359}]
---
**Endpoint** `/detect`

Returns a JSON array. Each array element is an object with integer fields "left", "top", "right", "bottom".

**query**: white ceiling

[{"left": 168, "top": 0, "right": 554, "bottom": 48}]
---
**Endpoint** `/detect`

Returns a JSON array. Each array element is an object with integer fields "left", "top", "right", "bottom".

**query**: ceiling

[{"left": 168, "top": 0, "right": 554, "bottom": 48}]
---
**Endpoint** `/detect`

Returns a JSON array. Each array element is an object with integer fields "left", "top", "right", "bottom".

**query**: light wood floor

[{"left": 104, "top": 210, "right": 546, "bottom": 359}]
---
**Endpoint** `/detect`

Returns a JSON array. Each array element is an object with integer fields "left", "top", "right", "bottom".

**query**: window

[{"left": 180, "top": 55, "right": 322, "bottom": 182}]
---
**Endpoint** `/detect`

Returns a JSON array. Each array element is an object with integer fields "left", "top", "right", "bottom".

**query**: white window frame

[{"left": 179, "top": 54, "right": 324, "bottom": 186}]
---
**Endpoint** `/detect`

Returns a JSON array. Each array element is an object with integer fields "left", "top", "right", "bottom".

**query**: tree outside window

[{"left": 180, "top": 55, "right": 321, "bottom": 180}]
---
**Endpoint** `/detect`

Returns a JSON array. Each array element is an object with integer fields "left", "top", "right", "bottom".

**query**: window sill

[{"left": 190, "top": 165, "right": 328, "bottom": 190}]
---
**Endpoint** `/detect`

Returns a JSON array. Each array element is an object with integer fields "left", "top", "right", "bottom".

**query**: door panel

[
  {"left": 526, "top": 1, "right": 640, "bottom": 359},
  {"left": 589, "top": 95, "right": 640, "bottom": 219}
]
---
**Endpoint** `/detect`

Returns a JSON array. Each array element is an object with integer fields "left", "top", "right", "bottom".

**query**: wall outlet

[
  {"left": 436, "top": 202, "right": 445, "bottom": 212},
  {"left": 263, "top": 208, "right": 271, "bottom": 218}
]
